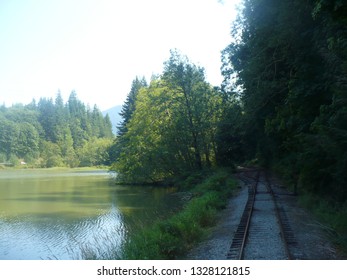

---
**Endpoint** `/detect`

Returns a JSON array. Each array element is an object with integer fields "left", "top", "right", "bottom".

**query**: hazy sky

[{"left": 0, "top": 0, "right": 241, "bottom": 111}]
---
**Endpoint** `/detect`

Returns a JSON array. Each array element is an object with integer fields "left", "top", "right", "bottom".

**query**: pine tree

[{"left": 117, "top": 77, "right": 147, "bottom": 137}]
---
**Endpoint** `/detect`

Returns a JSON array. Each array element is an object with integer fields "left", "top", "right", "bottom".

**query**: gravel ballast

[{"left": 187, "top": 172, "right": 345, "bottom": 260}]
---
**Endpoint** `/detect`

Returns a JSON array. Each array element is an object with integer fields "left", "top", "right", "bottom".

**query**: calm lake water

[{"left": 0, "top": 169, "right": 180, "bottom": 260}]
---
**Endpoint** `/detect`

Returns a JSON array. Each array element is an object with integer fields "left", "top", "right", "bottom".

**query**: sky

[{"left": 0, "top": 0, "right": 241, "bottom": 111}]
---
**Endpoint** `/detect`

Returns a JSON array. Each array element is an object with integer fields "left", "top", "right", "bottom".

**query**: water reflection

[{"left": 0, "top": 169, "right": 181, "bottom": 259}]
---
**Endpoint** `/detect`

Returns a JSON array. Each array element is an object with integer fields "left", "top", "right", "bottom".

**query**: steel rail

[
  {"left": 227, "top": 170, "right": 259, "bottom": 259},
  {"left": 238, "top": 172, "right": 258, "bottom": 259},
  {"left": 228, "top": 169, "right": 297, "bottom": 260},
  {"left": 264, "top": 172, "right": 293, "bottom": 260}
]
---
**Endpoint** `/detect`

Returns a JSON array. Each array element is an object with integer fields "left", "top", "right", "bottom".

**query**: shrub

[
  {"left": 299, "top": 193, "right": 347, "bottom": 252},
  {"left": 121, "top": 169, "right": 238, "bottom": 259}
]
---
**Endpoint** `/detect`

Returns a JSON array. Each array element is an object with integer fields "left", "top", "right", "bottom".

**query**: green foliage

[
  {"left": 0, "top": 115, "right": 20, "bottom": 159},
  {"left": 39, "top": 141, "right": 65, "bottom": 168},
  {"left": 221, "top": 0, "right": 347, "bottom": 204},
  {"left": 108, "top": 77, "right": 148, "bottom": 169},
  {"left": 77, "top": 137, "right": 113, "bottom": 167},
  {"left": 111, "top": 51, "right": 223, "bottom": 184},
  {"left": 299, "top": 193, "right": 347, "bottom": 251},
  {"left": 178, "top": 170, "right": 208, "bottom": 190},
  {"left": 113, "top": 81, "right": 183, "bottom": 183},
  {"left": 215, "top": 101, "right": 245, "bottom": 165},
  {"left": 117, "top": 77, "right": 148, "bottom": 137},
  {"left": 0, "top": 92, "right": 113, "bottom": 168},
  {"left": 121, "top": 170, "right": 238, "bottom": 259},
  {"left": 17, "top": 122, "right": 40, "bottom": 158}
]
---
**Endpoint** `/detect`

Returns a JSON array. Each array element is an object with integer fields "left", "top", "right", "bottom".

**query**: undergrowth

[
  {"left": 299, "top": 193, "right": 347, "bottom": 254},
  {"left": 120, "top": 168, "right": 238, "bottom": 259}
]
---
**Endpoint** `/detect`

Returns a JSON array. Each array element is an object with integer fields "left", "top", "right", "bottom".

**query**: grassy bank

[
  {"left": 119, "top": 168, "right": 238, "bottom": 259},
  {"left": 271, "top": 164, "right": 347, "bottom": 255},
  {"left": 299, "top": 193, "right": 347, "bottom": 254}
]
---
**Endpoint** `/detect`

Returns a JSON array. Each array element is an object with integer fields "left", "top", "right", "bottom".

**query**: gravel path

[
  {"left": 186, "top": 172, "right": 346, "bottom": 260},
  {"left": 243, "top": 179, "right": 287, "bottom": 259},
  {"left": 186, "top": 183, "right": 248, "bottom": 260}
]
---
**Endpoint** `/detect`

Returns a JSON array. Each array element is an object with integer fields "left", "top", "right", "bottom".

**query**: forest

[
  {"left": 0, "top": 91, "right": 113, "bottom": 167},
  {"left": 2, "top": 1, "right": 346, "bottom": 207},
  {"left": 107, "top": 0, "right": 347, "bottom": 251},
  {"left": 1, "top": 0, "right": 346, "bottom": 254},
  {"left": 111, "top": 0, "right": 347, "bottom": 215},
  {"left": 218, "top": 0, "right": 347, "bottom": 204}
]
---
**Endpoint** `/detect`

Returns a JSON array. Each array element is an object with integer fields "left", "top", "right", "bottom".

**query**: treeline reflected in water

[{"left": 0, "top": 169, "right": 181, "bottom": 259}]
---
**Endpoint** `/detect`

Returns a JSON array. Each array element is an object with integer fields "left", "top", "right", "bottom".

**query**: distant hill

[{"left": 102, "top": 105, "right": 122, "bottom": 135}]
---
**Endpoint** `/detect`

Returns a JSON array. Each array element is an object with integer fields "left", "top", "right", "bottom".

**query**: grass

[
  {"left": 120, "top": 168, "right": 238, "bottom": 259},
  {"left": 298, "top": 193, "right": 347, "bottom": 254}
]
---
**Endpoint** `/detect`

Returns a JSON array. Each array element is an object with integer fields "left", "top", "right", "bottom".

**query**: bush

[
  {"left": 299, "top": 193, "right": 347, "bottom": 252},
  {"left": 121, "top": 169, "right": 238, "bottom": 259}
]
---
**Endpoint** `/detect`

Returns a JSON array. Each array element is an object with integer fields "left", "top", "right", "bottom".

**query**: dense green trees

[
  {"left": 9, "top": 0, "right": 338, "bottom": 208},
  {"left": 0, "top": 106, "right": 41, "bottom": 164},
  {"left": 3, "top": 0, "right": 344, "bottom": 209},
  {"left": 111, "top": 52, "right": 222, "bottom": 183},
  {"left": 108, "top": 0, "right": 347, "bottom": 209},
  {"left": 117, "top": 77, "right": 148, "bottom": 137},
  {"left": 0, "top": 92, "right": 113, "bottom": 167},
  {"left": 103, "top": 1, "right": 347, "bottom": 250},
  {"left": 221, "top": 0, "right": 347, "bottom": 202},
  {"left": 109, "top": 77, "right": 148, "bottom": 164}
]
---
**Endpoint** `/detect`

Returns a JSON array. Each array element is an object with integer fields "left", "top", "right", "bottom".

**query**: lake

[{"left": 0, "top": 168, "right": 181, "bottom": 260}]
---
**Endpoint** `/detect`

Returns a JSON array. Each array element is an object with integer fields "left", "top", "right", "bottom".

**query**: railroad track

[{"left": 227, "top": 169, "right": 301, "bottom": 260}]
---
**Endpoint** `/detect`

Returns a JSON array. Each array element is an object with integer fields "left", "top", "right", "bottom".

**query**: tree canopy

[
  {"left": 0, "top": 92, "right": 113, "bottom": 167},
  {"left": 110, "top": 0, "right": 347, "bottom": 207},
  {"left": 111, "top": 51, "right": 222, "bottom": 183},
  {"left": 221, "top": 0, "right": 347, "bottom": 202}
]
